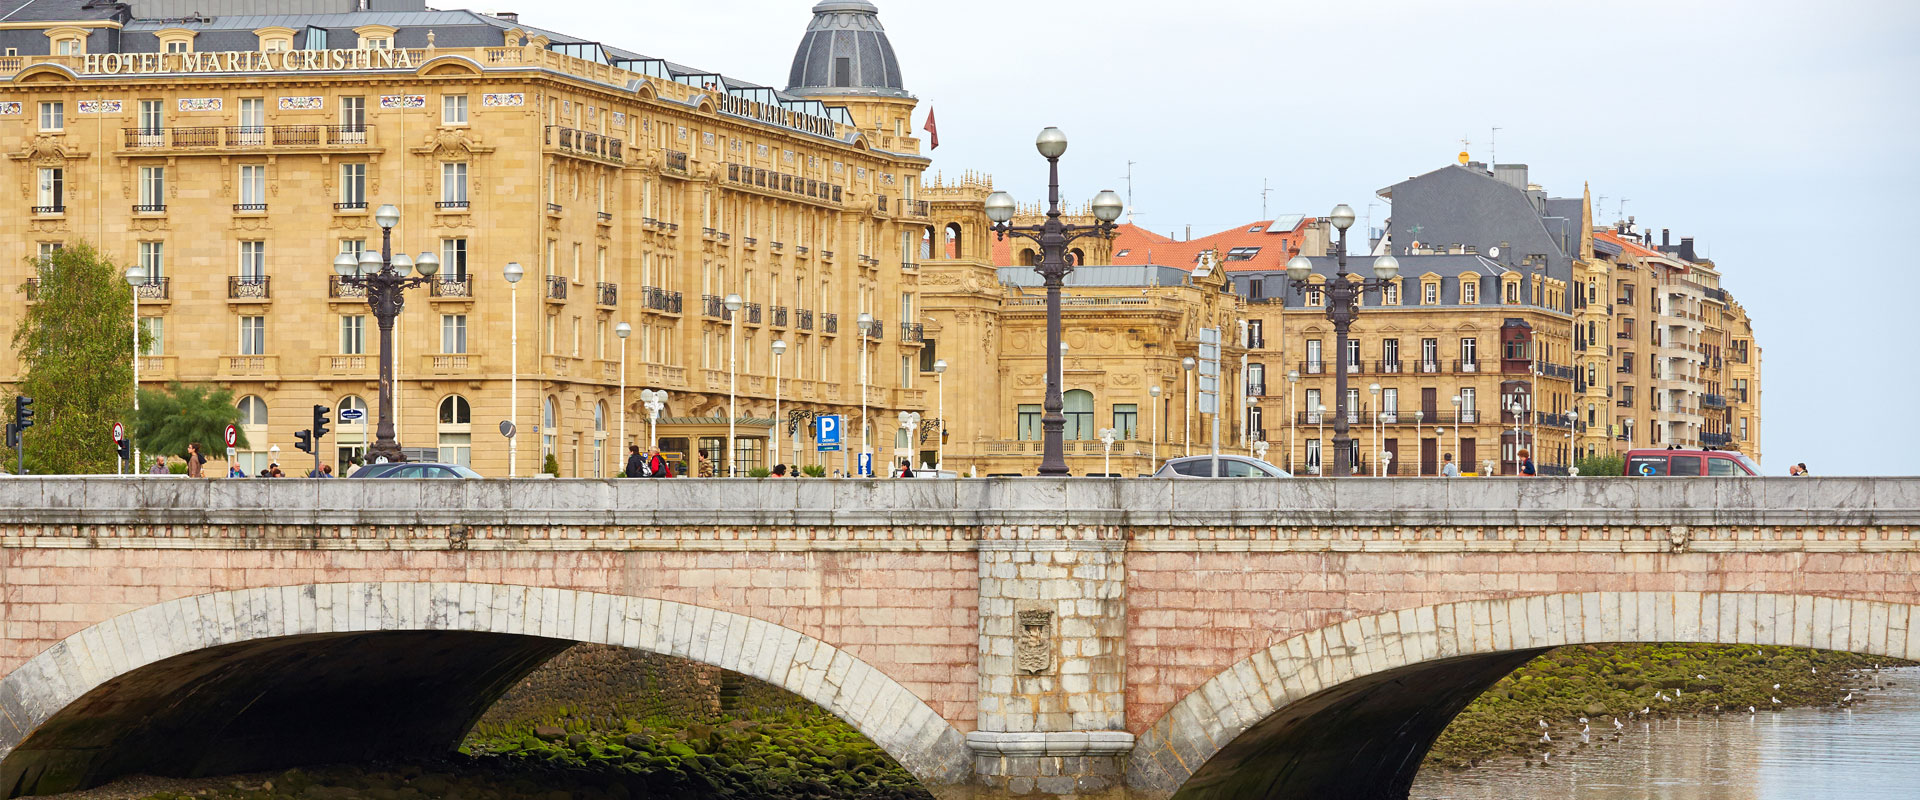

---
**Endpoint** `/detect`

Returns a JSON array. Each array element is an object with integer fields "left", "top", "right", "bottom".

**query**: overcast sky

[{"left": 530, "top": 0, "right": 1919, "bottom": 474}]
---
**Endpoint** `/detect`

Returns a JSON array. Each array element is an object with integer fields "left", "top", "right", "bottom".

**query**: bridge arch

[
  {"left": 0, "top": 582, "right": 969, "bottom": 798},
  {"left": 1128, "top": 591, "right": 1920, "bottom": 799}
]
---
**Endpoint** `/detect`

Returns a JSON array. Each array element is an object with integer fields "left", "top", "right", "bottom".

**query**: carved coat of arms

[{"left": 1016, "top": 609, "right": 1053, "bottom": 675}]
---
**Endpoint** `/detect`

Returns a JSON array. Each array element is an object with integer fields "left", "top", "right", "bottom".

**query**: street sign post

[
  {"left": 224, "top": 424, "right": 238, "bottom": 449},
  {"left": 817, "top": 414, "right": 843, "bottom": 451},
  {"left": 112, "top": 422, "right": 125, "bottom": 474},
  {"left": 1199, "top": 328, "right": 1222, "bottom": 476},
  {"left": 857, "top": 452, "right": 873, "bottom": 478},
  {"left": 340, "top": 408, "right": 366, "bottom": 422}
]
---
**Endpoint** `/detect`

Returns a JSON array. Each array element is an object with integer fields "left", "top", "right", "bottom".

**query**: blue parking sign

[
  {"left": 817, "top": 414, "right": 843, "bottom": 452},
  {"left": 857, "top": 452, "right": 873, "bottom": 477}
]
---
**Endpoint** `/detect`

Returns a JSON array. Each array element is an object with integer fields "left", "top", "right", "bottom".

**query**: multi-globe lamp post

[
  {"left": 1284, "top": 204, "right": 1400, "bottom": 477},
  {"left": 503, "top": 261, "right": 524, "bottom": 477},
  {"left": 984, "top": 127, "right": 1123, "bottom": 476},
  {"left": 331, "top": 203, "right": 441, "bottom": 465}
]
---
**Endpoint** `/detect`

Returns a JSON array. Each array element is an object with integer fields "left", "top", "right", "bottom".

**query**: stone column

[{"left": 970, "top": 522, "right": 1132, "bottom": 798}]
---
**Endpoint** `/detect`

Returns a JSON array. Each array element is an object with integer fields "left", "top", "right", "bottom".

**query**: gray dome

[{"left": 786, "top": 0, "right": 909, "bottom": 98}]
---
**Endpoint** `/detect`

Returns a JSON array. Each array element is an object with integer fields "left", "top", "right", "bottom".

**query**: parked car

[
  {"left": 1624, "top": 449, "right": 1760, "bottom": 477},
  {"left": 1153, "top": 455, "right": 1292, "bottom": 478},
  {"left": 345, "top": 462, "right": 484, "bottom": 478}
]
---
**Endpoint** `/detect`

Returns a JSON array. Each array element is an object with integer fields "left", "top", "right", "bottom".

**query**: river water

[{"left": 1411, "top": 666, "right": 1920, "bottom": 800}]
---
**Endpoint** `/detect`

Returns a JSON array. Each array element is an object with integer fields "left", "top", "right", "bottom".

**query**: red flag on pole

[{"left": 922, "top": 109, "right": 939, "bottom": 149}]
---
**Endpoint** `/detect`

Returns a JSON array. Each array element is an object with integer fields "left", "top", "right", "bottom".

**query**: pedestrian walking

[
  {"left": 318, "top": 465, "right": 336, "bottom": 478},
  {"left": 148, "top": 456, "right": 169, "bottom": 475},
  {"left": 624, "top": 445, "right": 645, "bottom": 478},
  {"left": 1795, "top": 462, "right": 1810, "bottom": 476},
  {"left": 697, "top": 453, "right": 715, "bottom": 477},
  {"left": 1518, "top": 449, "right": 1536, "bottom": 476},
  {"left": 1440, "top": 453, "right": 1460, "bottom": 478},
  {"left": 895, "top": 458, "right": 914, "bottom": 478},
  {"left": 186, "top": 443, "right": 207, "bottom": 478},
  {"left": 228, "top": 464, "right": 247, "bottom": 478},
  {"left": 646, "top": 447, "right": 673, "bottom": 478}
]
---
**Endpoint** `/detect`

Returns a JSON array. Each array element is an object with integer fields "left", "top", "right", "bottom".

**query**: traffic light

[
  {"left": 116, "top": 437, "right": 131, "bottom": 462},
  {"left": 4, "top": 423, "right": 15, "bottom": 450},
  {"left": 14, "top": 396, "right": 33, "bottom": 433},
  {"left": 312, "top": 405, "right": 331, "bottom": 441},
  {"left": 293, "top": 429, "right": 313, "bottom": 455}
]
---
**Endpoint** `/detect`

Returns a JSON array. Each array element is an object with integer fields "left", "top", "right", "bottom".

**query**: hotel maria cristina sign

[{"left": 80, "top": 48, "right": 422, "bottom": 77}]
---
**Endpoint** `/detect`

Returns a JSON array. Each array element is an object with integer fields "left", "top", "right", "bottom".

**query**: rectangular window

[
  {"left": 442, "top": 314, "right": 467, "bottom": 354},
  {"left": 1383, "top": 338, "right": 1399, "bottom": 365},
  {"left": 139, "top": 166, "right": 165, "bottom": 208},
  {"left": 1306, "top": 439, "right": 1322, "bottom": 475},
  {"left": 1461, "top": 337, "right": 1478, "bottom": 369},
  {"left": 1463, "top": 280, "right": 1478, "bottom": 304},
  {"left": 138, "top": 317, "right": 164, "bottom": 356},
  {"left": 441, "top": 238, "right": 468, "bottom": 280},
  {"left": 237, "top": 241, "right": 265, "bottom": 279},
  {"left": 443, "top": 94, "right": 468, "bottom": 125},
  {"left": 1383, "top": 283, "right": 1399, "bottom": 305},
  {"left": 164, "top": 40, "right": 188, "bottom": 54},
  {"left": 1506, "top": 281, "right": 1520, "bottom": 304},
  {"left": 1382, "top": 388, "right": 1399, "bottom": 421},
  {"left": 1345, "top": 339, "right": 1361, "bottom": 371},
  {"left": 138, "top": 99, "right": 163, "bottom": 134},
  {"left": 1460, "top": 387, "right": 1477, "bottom": 421},
  {"left": 1113, "top": 404, "right": 1138, "bottom": 441},
  {"left": 39, "top": 102, "right": 62, "bottom": 132},
  {"left": 238, "top": 316, "right": 266, "bottom": 355},
  {"left": 340, "top": 163, "right": 366, "bottom": 206},
  {"left": 36, "top": 167, "right": 63, "bottom": 209},
  {"left": 1739, "top": 417, "right": 1748, "bottom": 441},
  {"left": 340, "top": 315, "right": 365, "bottom": 355},
  {"left": 441, "top": 162, "right": 469, "bottom": 203},
  {"left": 340, "top": 96, "right": 366, "bottom": 129},
  {"left": 1421, "top": 338, "right": 1439, "bottom": 370},
  {"left": 238, "top": 164, "right": 266, "bottom": 205},
  {"left": 1306, "top": 389, "right": 1323, "bottom": 422},
  {"left": 1423, "top": 282, "right": 1438, "bottom": 304},
  {"left": 37, "top": 243, "right": 62, "bottom": 264},
  {"left": 1306, "top": 339, "right": 1323, "bottom": 372},
  {"left": 138, "top": 241, "right": 164, "bottom": 280},
  {"left": 1247, "top": 320, "right": 1264, "bottom": 349},
  {"left": 238, "top": 97, "right": 265, "bottom": 137},
  {"left": 1017, "top": 404, "right": 1042, "bottom": 441}
]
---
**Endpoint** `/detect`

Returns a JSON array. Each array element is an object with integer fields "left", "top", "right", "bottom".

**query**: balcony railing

[
  {"left": 544, "top": 125, "right": 624, "bottom": 163},
  {"left": 121, "top": 124, "right": 375, "bottom": 150},
  {"left": 702, "top": 294, "right": 725, "bottom": 319},
  {"left": 1701, "top": 431, "right": 1733, "bottom": 447},
  {"left": 31, "top": 205, "right": 63, "bottom": 215},
  {"left": 596, "top": 282, "right": 618, "bottom": 307},
  {"left": 643, "top": 286, "right": 682, "bottom": 314},
  {"left": 232, "top": 203, "right": 268, "bottom": 213},
  {"left": 227, "top": 276, "right": 270, "bottom": 299},
  {"left": 334, "top": 201, "right": 367, "bottom": 211},
  {"left": 797, "top": 309, "right": 814, "bottom": 330},
  {"left": 1413, "top": 360, "right": 1444, "bottom": 374},
  {"left": 663, "top": 150, "right": 689, "bottom": 175},
  {"left": 547, "top": 202, "right": 563, "bottom": 215},
  {"left": 772, "top": 306, "right": 789, "bottom": 327},
  {"left": 722, "top": 163, "right": 845, "bottom": 207},
  {"left": 132, "top": 203, "right": 166, "bottom": 214},
  {"left": 746, "top": 302, "right": 763, "bottom": 324},
  {"left": 903, "top": 199, "right": 931, "bottom": 218},
  {"left": 1701, "top": 393, "right": 1728, "bottom": 409},
  {"left": 328, "top": 276, "right": 367, "bottom": 299},
  {"left": 1248, "top": 383, "right": 1268, "bottom": 398},
  {"left": 598, "top": 211, "right": 613, "bottom": 223},
  {"left": 1298, "top": 361, "right": 1325, "bottom": 375},
  {"left": 901, "top": 322, "right": 924, "bottom": 342},
  {"left": 864, "top": 318, "right": 884, "bottom": 339},
  {"left": 436, "top": 200, "right": 470, "bottom": 210},
  {"left": 824, "top": 313, "right": 838, "bottom": 334},
  {"left": 1374, "top": 360, "right": 1404, "bottom": 374},
  {"left": 133, "top": 278, "right": 170, "bottom": 300},
  {"left": 429, "top": 276, "right": 474, "bottom": 298},
  {"left": 545, "top": 275, "right": 568, "bottom": 300},
  {"left": 1454, "top": 360, "right": 1482, "bottom": 374}
]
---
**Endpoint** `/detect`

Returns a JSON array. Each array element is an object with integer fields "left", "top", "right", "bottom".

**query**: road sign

[
  {"left": 817, "top": 414, "right": 843, "bottom": 452},
  {"left": 339, "top": 407, "right": 364, "bottom": 422},
  {"left": 499, "top": 420, "right": 517, "bottom": 439},
  {"left": 111, "top": 422, "right": 124, "bottom": 443},
  {"left": 857, "top": 452, "right": 873, "bottom": 477},
  {"left": 223, "top": 424, "right": 238, "bottom": 448}
]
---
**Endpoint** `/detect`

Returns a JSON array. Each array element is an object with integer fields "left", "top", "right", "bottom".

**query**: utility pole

[
  {"left": 1261, "top": 179, "right": 1272, "bottom": 220},
  {"left": 1490, "top": 126, "right": 1502, "bottom": 166}
]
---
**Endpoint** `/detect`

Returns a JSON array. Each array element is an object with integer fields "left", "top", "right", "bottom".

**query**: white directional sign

[{"left": 339, "top": 407, "right": 366, "bottom": 422}]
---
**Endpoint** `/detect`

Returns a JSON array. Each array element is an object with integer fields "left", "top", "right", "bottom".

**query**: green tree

[
  {"left": 133, "top": 382, "right": 249, "bottom": 459},
  {"left": 1576, "top": 453, "right": 1625, "bottom": 476},
  {"left": 7, "top": 243, "right": 148, "bottom": 474},
  {"left": 542, "top": 453, "right": 561, "bottom": 477}
]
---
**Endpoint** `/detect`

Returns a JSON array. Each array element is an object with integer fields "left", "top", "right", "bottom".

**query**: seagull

[
  {"left": 1541, "top": 732, "right": 1552, "bottom": 743},
  {"left": 1773, "top": 683, "right": 1782, "bottom": 690},
  {"left": 1772, "top": 696, "right": 1781, "bottom": 705},
  {"left": 1748, "top": 705, "right": 1757, "bottom": 714},
  {"left": 1641, "top": 707, "right": 1651, "bottom": 715},
  {"left": 1578, "top": 717, "right": 1588, "bottom": 725},
  {"left": 1581, "top": 724, "right": 1591, "bottom": 735},
  {"left": 1539, "top": 719, "right": 1549, "bottom": 729},
  {"left": 1843, "top": 692, "right": 1853, "bottom": 703},
  {"left": 1697, "top": 674, "right": 1707, "bottom": 680},
  {"left": 1613, "top": 717, "right": 1625, "bottom": 730},
  {"left": 1812, "top": 667, "right": 1818, "bottom": 674}
]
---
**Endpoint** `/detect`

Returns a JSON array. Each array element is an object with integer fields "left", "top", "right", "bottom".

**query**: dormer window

[
  {"left": 166, "top": 41, "right": 189, "bottom": 53},
  {"left": 1505, "top": 280, "right": 1520, "bottom": 304},
  {"left": 1225, "top": 246, "right": 1261, "bottom": 261},
  {"left": 1423, "top": 282, "right": 1438, "bottom": 305},
  {"left": 1462, "top": 279, "right": 1479, "bottom": 304},
  {"left": 253, "top": 27, "right": 293, "bottom": 53},
  {"left": 354, "top": 24, "right": 398, "bottom": 50},
  {"left": 1383, "top": 283, "right": 1400, "bottom": 305}
]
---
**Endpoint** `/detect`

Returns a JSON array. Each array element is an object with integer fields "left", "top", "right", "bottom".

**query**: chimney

[
  {"left": 1679, "top": 237, "right": 1696, "bottom": 261},
  {"left": 497, "top": 11, "right": 518, "bottom": 21},
  {"left": 1493, "top": 163, "right": 1529, "bottom": 191},
  {"left": 1662, "top": 229, "right": 1670, "bottom": 247},
  {"left": 1184, "top": 224, "right": 1191, "bottom": 241}
]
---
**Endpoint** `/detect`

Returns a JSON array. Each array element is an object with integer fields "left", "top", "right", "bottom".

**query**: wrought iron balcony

[
  {"left": 864, "top": 318, "right": 884, "bottom": 339},
  {"left": 232, "top": 203, "right": 268, "bottom": 213},
  {"left": 333, "top": 201, "right": 367, "bottom": 211},
  {"left": 796, "top": 309, "right": 814, "bottom": 330},
  {"left": 1298, "top": 361, "right": 1325, "bottom": 375},
  {"left": 436, "top": 200, "right": 470, "bottom": 210},
  {"left": 824, "top": 313, "right": 838, "bottom": 334},
  {"left": 31, "top": 205, "right": 63, "bottom": 215},
  {"left": 544, "top": 125, "right": 624, "bottom": 163},
  {"left": 545, "top": 275, "right": 568, "bottom": 301},
  {"left": 901, "top": 322, "right": 924, "bottom": 343},
  {"left": 772, "top": 306, "right": 789, "bottom": 327},
  {"left": 1701, "top": 393, "right": 1728, "bottom": 408},
  {"left": 121, "top": 124, "right": 375, "bottom": 150},
  {"left": 328, "top": 276, "right": 367, "bottom": 299},
  {"left": 227, "top": 275, "right": 270, "bottom": 299},
  {"left": 596, "top": 282, "right": 618, "bottom": 307},
  {"left": 1247, "top": 383, "right": 1267, "bottom": 398},
  {"left": 746, "top": 302, "right": 763, "bottom": 324},
  {"left": 429, "top": 276, "right": 473, "bottom": 298},
  {"left": 643, "top": 287, "right": 683, "bottom": 314},
  {"left": 132, "top": 203, "right": 166, "bottom": 214},
  {"left": 1453, "top": 360, "right": 1483, "bottom": 374},
  {"left": 1374, "top": 360, "right": 1404, "bottom": 374},
  {"left": 133, "top": 277, "right": 170, "bottom": 300},
  {"left": 663, "top": 150, "right": 689, "bottom": 176}
]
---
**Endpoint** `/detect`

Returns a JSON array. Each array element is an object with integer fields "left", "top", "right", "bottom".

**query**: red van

[{"left": 1625, "top": 448, "right": 1761, "bottom": 477}]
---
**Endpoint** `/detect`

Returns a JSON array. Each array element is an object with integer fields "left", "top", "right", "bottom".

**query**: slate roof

[
  {"left": 1231, "top": 254, "right": 1538, "bottom": 308},
  {"left": 996, "top": 265, "right": 1192, "bottom": 289},
  {"left": 786, "top": 0, "right": 907, "bottom": 98},
  {"left": 0, "top": 0, "right": 121, "bottom": 22}
]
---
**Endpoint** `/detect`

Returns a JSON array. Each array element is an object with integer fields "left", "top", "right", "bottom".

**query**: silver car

[{"left": 1153, "top": 455, "right": 1292, "bottom": 478}]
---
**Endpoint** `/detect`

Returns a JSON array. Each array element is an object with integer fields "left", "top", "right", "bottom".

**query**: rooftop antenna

[
  {"left": 1618, "top": 198, "right": 1631, "bottom": 224},
  {"left": 1490, "top": 126, "right": 1501, "bottom": 166},
  {"left": 1459, "top": 134, "right": 1472, "bottom": 159},
  {"left": 1260, "top": 179, "right": 1272, "bottom": 220},
  {"left": 1122, "top": 160, "right": 1137, "bottom": 225},
  {"left": 1596, "top": 195, "right": 1608, "bottom": 223}
]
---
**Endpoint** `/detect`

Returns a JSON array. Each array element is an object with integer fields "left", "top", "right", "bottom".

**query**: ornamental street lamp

[
  {"left": 640, "top": 389, "right": 667, "bottom": 449},
  {"left": 724, "top": 293, "right": 742, "bottom": 476},
  {"left": 986, "top": 127, "right": 1123, "bottom": 476},
  {"left": 504, "top": 262, "right": 524, "bottom": 477},
  {"left": 933, "top": 358, "right": 948, "bottom": 471},
  {"left": 1099, "top": 427, "right": 1117, "bottom": 477},
  {"left": 1148, "top": 385, "right": 1161, "bottom": 467},
  {"left": 615, "top": 322, "right": 632, "bottom": 454},
  {"left": 1285, "top": 205, "right": 1400, "bottom": 476},
  {"left": 125, "top": 263, "right": 147, "bottom": 472},
  {"left": 1181, "top": 357, "right": 1196, "bottom": 456},
  {"left": 332, "top": 203, "right": 440, "bottom": 465},
  {"left": 772, "top": 339, "right": 788, "bottom": 467},
  {"left": 1286, "top": 369, "right": 1300, "bottom": 473}
]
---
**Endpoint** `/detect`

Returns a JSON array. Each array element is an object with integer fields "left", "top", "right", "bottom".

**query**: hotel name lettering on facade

[{"left": 81, "top": 48, "right": 419, "bottom": 76}]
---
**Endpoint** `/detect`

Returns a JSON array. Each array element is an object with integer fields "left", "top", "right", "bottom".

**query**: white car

[{"left": 1153, "top": 455, "right": 1292, "bottom": 478}]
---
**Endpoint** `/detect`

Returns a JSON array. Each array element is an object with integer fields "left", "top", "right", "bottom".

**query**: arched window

[
  {"left": 438, "top": 395, "right": 472, "bottom": 425},
  {"left": 237, "top": 395, "right": 268, "bottom": 425},
  {"left": 592, "top": 401, "right": 609, "bottom": 478},
  {"left": 437, "top": 395, "right": 472, "bottom": 466},
  {"left": 336, "top": 395, "right": 369, "bottom": 473},
  {"left": 1063, "top": 389, "right": 1095, "bottom": 440},
  {"left": 541, "top": 396, "right": 558, "bottom": 466},
  {"left": 234, "top": 395, "right": 270, "bottom": 475},
  {"left": 944, "top": 223, "right": 963, "bottom": 259},
  {"left": 1069, "top": 248, "right": 1086, "bottom": 268},
  {"left": 920, "top": 226, "right": 934, "bottom": 260},
  {"left": 1019, "top": 249, "right": 1038, "bottom": 267}
]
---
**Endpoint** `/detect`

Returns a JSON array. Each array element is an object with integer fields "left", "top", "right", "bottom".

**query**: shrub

[
  {"left": 746, "top": 467, "right": 771, "bottom": 478},
  {"left": 542, "top": 454, "right": 561, "bottom": 477},
  {"left": 801, "top": 465, "right": 827, "bottom": 478}
]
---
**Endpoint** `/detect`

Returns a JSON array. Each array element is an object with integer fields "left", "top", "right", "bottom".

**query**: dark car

[
  {"left": 345, "top": 462, "right": 484, "bottom": 478},
  {"left": 1625, "top": 449, "right": 1760, "bottom": 477},
  {"left": 1153, "top": 455, "right": 1292, "bottom": 478}
]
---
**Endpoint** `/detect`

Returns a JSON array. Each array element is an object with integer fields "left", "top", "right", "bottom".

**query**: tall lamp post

[
  {"left": 1284, "top": 204, "right": 1400, "bottom": 476},
  {"left": 125, "top": 264, "right": 147, "bottom": 471},
  {"left": 1414, "top": 409, "right": 1425, "bottom": 476},
  {"left": 856, "top": 311, "right": 873, "bottom": 473},
  {"left": 772, "top": 339, "right": 787, "bottom": 467},
  {"left": 640, "top": 389, "right": 666, "bottom": 450},
  {"left": 615, "top": 322, "right": 632, "bottom": 454},
  {"left": 503, "top": 262, "right": 523, "bottom": 477},
  {"left": 1286, "top": 369, "right": 1300, "bottom": 473},
  {"left": 724, "top": 293, "right": 742, "bottom": 476},
  {"left": 933, "top": 359, "right": 948, "bottom": 471},
  {"left": 332, "top": 203, "right": 440, "bottom": 464},
  {"left": 984, "top": 127, "right": 1123, "bottom": 476},
  {"left": 897, "top": 411, "right": 920, "bottom": 475},
  {"left": 1148, "top": 385, "right": 1161, "bottom": 468},
  {"left": 1315, "top": 403, "right": 1327, "bottom": 475},
  {"left": 1451, "top": 393, "right": 1463, "bottom": 473},
  {"left": 1368, "top": 382, "right": 1381, "bottom": 476},
  {"left": 1181, "top": 357, "right": 1196, "bottom": 456}
]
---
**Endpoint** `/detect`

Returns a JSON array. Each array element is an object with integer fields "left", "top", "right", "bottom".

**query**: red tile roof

[{"left": 991, "top": 218, "right": 1314, "bottom": 270}]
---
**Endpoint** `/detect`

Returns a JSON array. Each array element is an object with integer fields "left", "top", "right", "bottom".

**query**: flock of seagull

[{"left": 1526, "top": 670, "right": 1864, "bottom": 762}]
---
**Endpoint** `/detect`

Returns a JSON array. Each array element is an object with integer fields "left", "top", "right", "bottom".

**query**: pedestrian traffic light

[
  {"left": 14, "top": 396, "right": 33, "bottom": 433},
  {"left": 116, "top": 438, "right": 131, "bottom": 462},
  {"left": 293, "top": 429, "right": 313, "bottom": 455},
  {"left": 4, "top": 423, "right": 15, "bottom": 450},
  {"left": 312, "top": 405, "right": 331, "bottom": 441}
]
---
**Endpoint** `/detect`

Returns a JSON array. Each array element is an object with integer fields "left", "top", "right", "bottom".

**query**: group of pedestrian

[
  {"left": 1789, "top": 462, "right": 1812, "bottom": 476},
  {"left": 622, "top": 445, "right": 676, "bottom": 478}
]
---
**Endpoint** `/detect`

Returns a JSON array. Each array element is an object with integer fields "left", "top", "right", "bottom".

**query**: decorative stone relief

[
  {"left": 279, "top": 96, "right": 324, "bottom": 110},
  {"left": 1016, "top": 607, "right": 1053, "bottom": 675},
  {"left": 0, "top": 102, "right": 20, "bottom": 115},
  {"left": 380, "top": 95, "right": 425, "bottom": 110},
  {"left": 177, "top": 97, "right": 221, "bottom": 112},
  {"left": 77, "top": 100, "right": 121, "bottom": 114},
  {"left": 482, "top": 93, "right": 524, "bottom": 107}
]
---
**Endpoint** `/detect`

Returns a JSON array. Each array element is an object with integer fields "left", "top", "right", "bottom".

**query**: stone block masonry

[{"left": 0, "top": 476, "right": 1915, "bottom": 799}]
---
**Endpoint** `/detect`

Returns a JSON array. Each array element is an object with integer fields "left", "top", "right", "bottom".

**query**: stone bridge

[{"left": 0, "top": 478, "right": 1915, "bottom": 799}]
